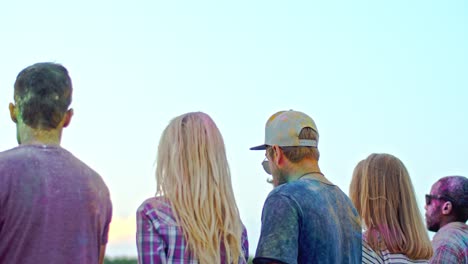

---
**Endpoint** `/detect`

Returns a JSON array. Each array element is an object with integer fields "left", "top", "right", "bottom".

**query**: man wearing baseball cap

[{"left": 251, "top": 110, "right": 362, "bottom": 264}]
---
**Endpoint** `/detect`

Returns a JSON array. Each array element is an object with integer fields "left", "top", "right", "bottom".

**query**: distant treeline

[{"left": 104, "top": 257, "right": 137, "bottom": 264}]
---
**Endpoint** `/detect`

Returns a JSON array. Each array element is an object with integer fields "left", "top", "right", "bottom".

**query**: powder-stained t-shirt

[
  {"left": 0, "top": 145, "right": 112, "bottom": 264},
  {"left": 253, "top": 177, "right": 362, "bottom": 264}
]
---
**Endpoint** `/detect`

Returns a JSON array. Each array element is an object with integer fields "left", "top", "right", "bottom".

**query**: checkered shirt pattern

[
  {"left": 430, "top": 222, "right": 468, "bottom": 264},
  {"left": 137, "top": 197, "right": 249, "bottom": 264}
]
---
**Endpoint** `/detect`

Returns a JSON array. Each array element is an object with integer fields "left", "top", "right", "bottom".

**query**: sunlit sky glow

[{"left": 1, "top": 0, "right": 467, "bottom": 257}]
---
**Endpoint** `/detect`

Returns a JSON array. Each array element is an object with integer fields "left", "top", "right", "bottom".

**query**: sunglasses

[
  {"left": 261, "top": 146, "right": 274, "bottom": 175},
  {"left": 262, "top": 157, "right": 271, "bottom": 175},
  {"left": 425, "top": 194, "right": 456, "bottom": 206}
]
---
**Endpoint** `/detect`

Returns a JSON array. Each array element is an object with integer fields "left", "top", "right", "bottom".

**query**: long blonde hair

[
  {"left": 349, "top": 153, "right": 433, "bottom": 260},
  {"left": 156, "top": 112, "right": 244, "bottom": 263}
]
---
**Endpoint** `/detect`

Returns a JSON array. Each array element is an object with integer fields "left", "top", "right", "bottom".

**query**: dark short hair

[
  {"left": 14, "top": 62, "right": 72, "bottom": 129},
  {"left": 437, "top": 176, "right": 468, "bottom": 222}
]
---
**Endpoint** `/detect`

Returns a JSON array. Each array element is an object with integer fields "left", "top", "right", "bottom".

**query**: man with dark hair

[
  {"left": 425, "top": 175, "right": 468, "bottom": 263},
  {"left": 250, "top": 110, "right": 362, "bottom": 264},
  {"left": 0, "top": 62, "right": 112, "bottom": 264}
]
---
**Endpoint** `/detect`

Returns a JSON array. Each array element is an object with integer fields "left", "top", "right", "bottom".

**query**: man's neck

[
  {"left": 18, "top": 123, "right": 62, "bottom": 146},
  {"left": 438, "top": 217, "right": 460, "bottom": 231},
  {"left": 287, "top": 159, "right": 325, "bottom": 182}
]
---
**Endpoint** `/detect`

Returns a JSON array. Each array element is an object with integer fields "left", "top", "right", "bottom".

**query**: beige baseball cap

[{"left": 250, "top": 110, "right": 319, "bottom": 150}]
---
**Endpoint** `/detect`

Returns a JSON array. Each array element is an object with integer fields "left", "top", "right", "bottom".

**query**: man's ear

[
  {"left": 62, "top": 108, "right": 73, "bottom": 128},
  {"left": 272, "top": 145, "right": 286, "bottom": 167},
  {"left": 9, "top": 103, "right": 17, "bottom": 123},
  {"left": 441, "top": 201, "right": 453, "bottom": 215}
]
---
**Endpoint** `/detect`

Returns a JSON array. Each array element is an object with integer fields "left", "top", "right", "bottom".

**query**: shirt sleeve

[
  {"left": 101, "top": 201, "right": 112, "bottom": 245},
  {"left": 429, "top": 244, "right": 462, "bottom": 264},
  {"left": 362, "top": 240, "right": 383, "bottom": 264},
  {"left": 253, "top": 193, "right": 300, "bottom": 264},
  {"left": 136, "top": 204, "right": 167, "bottom": 264},
  {"left": 241, "top": 225, "right": 249, "bottom": 262}
]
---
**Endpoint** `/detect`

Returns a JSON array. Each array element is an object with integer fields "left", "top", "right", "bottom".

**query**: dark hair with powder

[
  {"left": 436, "top": 175, "right": 468, "bottom": 222},
  {"left": 14, "top": 62, "right": 72, "bottom": 129}
]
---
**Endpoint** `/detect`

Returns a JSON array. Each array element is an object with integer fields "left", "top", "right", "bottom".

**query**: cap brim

[{"left": 249, "top": 144, "right": 268, "bottom": 150}]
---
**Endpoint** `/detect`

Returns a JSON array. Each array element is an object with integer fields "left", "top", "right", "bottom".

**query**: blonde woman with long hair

[
  {"left": 136, "top": 112, "right": 248, "bottom": 263},
  {"left": 350, "top": 153, "right": 433, "bottom": 263}
]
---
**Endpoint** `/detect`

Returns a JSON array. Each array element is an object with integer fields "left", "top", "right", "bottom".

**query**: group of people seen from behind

[{"left": 0, "top": 62, "right": 466, "bottom": 264}]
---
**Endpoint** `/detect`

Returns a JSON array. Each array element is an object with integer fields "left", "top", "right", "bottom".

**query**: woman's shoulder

[
  {"left": 137, "top": 197, "right": 176, "bottom": 222},
  {"left": 362, "top": 238, "right": 383, "bottom": 263},
  {"left": 138, "top": 196, "right": 169, "bottom": 209},
  {"left": 362, "top": 236, "right": 428, "bottom": 264}
]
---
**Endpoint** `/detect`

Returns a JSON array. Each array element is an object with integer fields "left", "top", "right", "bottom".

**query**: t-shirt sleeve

[
  {"left": 362, "top": 239, "right": 383, "bottom": 264},
  {"left": 254, "top": 193, "right": 300, "bottom": 264},
  {"left": 241, "top": 225, "right": 249, "bottom": 262},
  {"left": 0, "top": 182, "right": 3, "bottom": 234},
  {"left": 136, "top": 204, "right": 167, "bottom": 264},
  {"left": 101, "top": 201, "right": 112, "bottom": 245},
  {"left": 0, "top": 162, "right": 7, "bottom": 234}
]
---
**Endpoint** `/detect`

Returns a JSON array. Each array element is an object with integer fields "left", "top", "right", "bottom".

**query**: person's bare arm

[
  {"left": 99, "top": 245, "right": 106, "bottom": 264},
  {"left": 253, "top": 257, "right": 287, "bottom": 264}
]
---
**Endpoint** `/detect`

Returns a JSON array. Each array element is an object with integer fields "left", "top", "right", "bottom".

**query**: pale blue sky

[{"left": 1, "top": 0, "right": 467, "bottom": 257}]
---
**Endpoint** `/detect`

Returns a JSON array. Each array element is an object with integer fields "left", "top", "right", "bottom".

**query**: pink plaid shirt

[{"left": 136, "top": 197, "right": 249, "bottom": 264}]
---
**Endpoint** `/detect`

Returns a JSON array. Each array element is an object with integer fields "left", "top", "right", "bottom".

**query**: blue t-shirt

[{"left": 254, "top": 177, "right": 362, "bottom": 264}]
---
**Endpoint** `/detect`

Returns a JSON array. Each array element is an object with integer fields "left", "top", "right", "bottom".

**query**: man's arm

[
  {"left": 253, "top": 258, "right": 287, "bottom": 264},
  {"left": 99, "top": 245, "right": 106, "bottom": 264}
]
